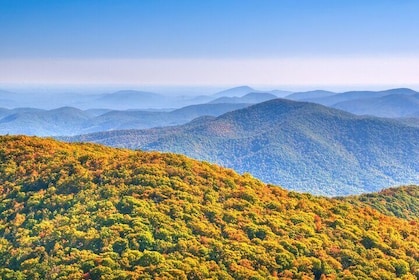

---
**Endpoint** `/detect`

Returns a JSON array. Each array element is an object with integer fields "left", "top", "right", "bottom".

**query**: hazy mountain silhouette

[
  {"left": 294, "top": 88, "right": 417, "bottom": 106},
  {"left": 285, "top": 88, "right": 419, "bottom": 118},
  {"left": 0, "top": 107, "right": 91, "bottom": 136},
  {"left": 212, "top": 86, "right": 257, "bottom": 98},
  {"left": 0, "top": 103, "right": 251, "bottom": 136},
  {"left": 93, "top": 90, "right": 171, "bottom": 109},
  {"left": 0, "top": 86, "right": 290, "bottom": 110},
  {"left": 209, "top": 92, "right": 277, "bottom": 104},
  {"left": 333, "top": 93, "right": 419, "bottom": 118},
  {"left": 285, "top": 90, "right": 336, "bottom": 101}
]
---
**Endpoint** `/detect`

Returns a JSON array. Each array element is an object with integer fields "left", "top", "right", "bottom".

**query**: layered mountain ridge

[
  {"left": 0, "top": 87, "right": 418, "bottom": 137},
  {"left": 65, "top": 98, "right": 419, "bottom": 196},
  {"left": 0, "top": 103, "right": 251, "bottom": 136}
]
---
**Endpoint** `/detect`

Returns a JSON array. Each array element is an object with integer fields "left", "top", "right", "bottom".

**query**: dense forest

[
  {"left": 343, "top": 186, "right": 419, "bottom": 220},
  {"left": 0, "top": 136, "right": 418, "bottom": 279}
]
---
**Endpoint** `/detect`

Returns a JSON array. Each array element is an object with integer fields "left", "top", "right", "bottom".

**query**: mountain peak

[
  {"left": 382, "top": 88, "right": 417, "bottom": 95},
  {"left": 209, "top": 92, "right": 277, "bottom": 104},
  {"left": 213, "top": 86, "right": 256, "bottom": 98}
]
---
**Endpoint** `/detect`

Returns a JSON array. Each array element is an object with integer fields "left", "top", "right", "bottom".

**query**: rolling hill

[
  {"left": 65, "top": 99, "right": 419, "bottom": 196},
  {"left": 0, "top": 107, "right": 92, "bottom": 136},
  {"left": 0, "top": 136, "right": 418, "bottom": 279}
]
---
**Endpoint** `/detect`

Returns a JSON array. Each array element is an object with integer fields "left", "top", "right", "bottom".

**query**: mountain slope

[
  {"left": 343, "top": 185, "right": 419, "bottom": 220},
  {"left": 0, "top": 136, "right": 418, "bottom": 279},
  {"left": 66, "top": 99, "right": 419, "bottom": 196}
]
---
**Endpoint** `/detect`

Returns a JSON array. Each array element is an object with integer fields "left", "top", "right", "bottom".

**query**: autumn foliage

[{"left": 0, "top": 136, "right": 418, "bottom": 279}]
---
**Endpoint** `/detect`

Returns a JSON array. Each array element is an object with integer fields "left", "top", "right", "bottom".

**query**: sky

[{"left": 1, "top": 0, "right": 419, "bottom": 89}]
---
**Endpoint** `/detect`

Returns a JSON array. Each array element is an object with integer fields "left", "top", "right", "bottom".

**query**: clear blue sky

[{"left": 1, "top": 0, "right": 418, "bottom": 87}]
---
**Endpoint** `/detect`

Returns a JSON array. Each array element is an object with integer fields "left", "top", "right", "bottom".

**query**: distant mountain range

[
  {"left": 0, "top": 86, "right": 292, "bottom": 110},
  {"left": 1, "top": 86, "right": 418, "bottom": 119},
  {"left": 212, "top": 86, "right": 291, "bottom": 98},
  {"left": 286, "top": 88, "right": 419, "bottom": 118},
  {"left": 93, "top": 90, "right": 170, "bottom": 109},
  {"left": 0, "top": 86, "right": 299, "bottom": 136},
  {"left": 333, "top": 93, "right": 419, "bottom": 118},
  {"left": 0, "top": 103, "right": 252, "bottom": 136},
  {"left": 285, "top": 90, "right": 336, "bottom": 101},
  {"left": 64, "top": 99, "right": 419, "bottom": 196},
  {"left": 287, "top": 88, "right": 416, "bottom": 105},
  {"left": 208, "top": 92, "right": 277, "bottom": 104},
  {"left": 212, "top": 86, "right": 258, "bottom": 98}
]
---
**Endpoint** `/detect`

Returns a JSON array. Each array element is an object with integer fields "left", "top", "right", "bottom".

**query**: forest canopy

[{"left": 0, "top": 136, "right": 418, "bottom": 279}]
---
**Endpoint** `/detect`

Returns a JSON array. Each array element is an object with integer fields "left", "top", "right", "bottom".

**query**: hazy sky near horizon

[{"left": 1, "top": 0, "right": 419, "bottom": 88}]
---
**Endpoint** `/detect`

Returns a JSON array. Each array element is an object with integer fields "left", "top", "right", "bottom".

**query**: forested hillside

[
  {"left": 0, "top": 136, "right": 418, "bottom": 279},
  {"left": 343, "top": 186, "right": 419, "bottom": 220}
]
